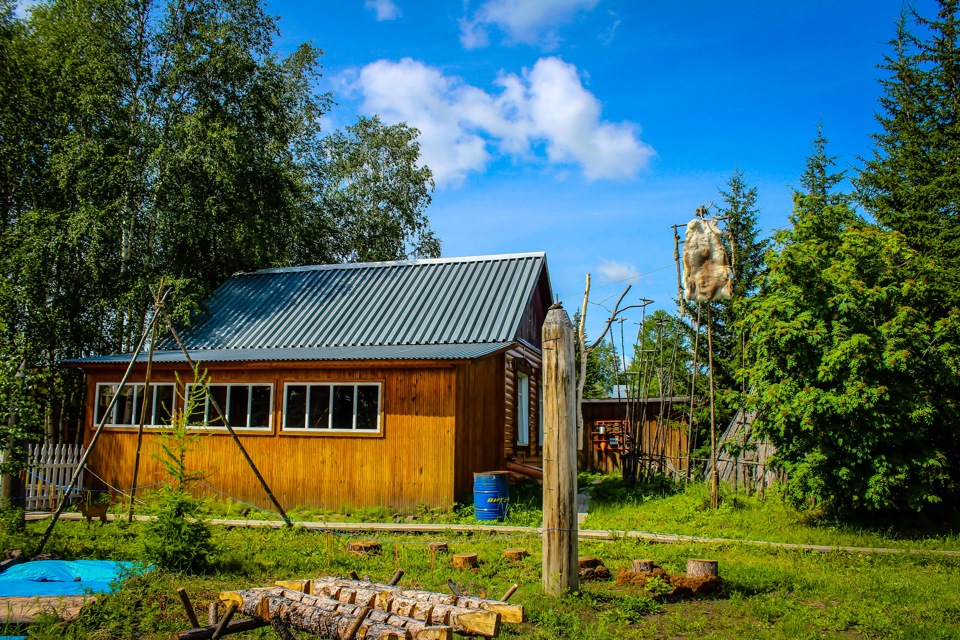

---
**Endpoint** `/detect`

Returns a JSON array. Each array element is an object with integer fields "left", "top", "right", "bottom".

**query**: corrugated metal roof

[
  {"left": 66, "top": 252, "right": 550, "bottom": 365},
  {"left": 64, "top": 343, "right": 516, "bottom": 365},
  {"left": 155, "top": 252, "right": 547, "bottom": 350}
]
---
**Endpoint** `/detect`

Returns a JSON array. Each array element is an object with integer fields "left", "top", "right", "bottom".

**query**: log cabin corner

[{"left": 63, "top": 252, "right": 553, "bottom": 512}]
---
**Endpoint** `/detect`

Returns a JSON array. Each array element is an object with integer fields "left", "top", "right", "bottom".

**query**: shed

[{"left": 64, "top": 252, "right": 553, "bottom": 511}]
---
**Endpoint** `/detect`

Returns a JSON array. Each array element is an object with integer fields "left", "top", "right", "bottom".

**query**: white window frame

[
  {"left": 94, "top": 382, "right": 176, "bottom": 427},
  {"left": 281, "top": 382, "right": 382, "bottom": 433},
  {"left": 517, "top": 372, "right": 530, "bottom": 446},
  {"left": 184, "top": 383, "right": 274, "bottom": 431}
]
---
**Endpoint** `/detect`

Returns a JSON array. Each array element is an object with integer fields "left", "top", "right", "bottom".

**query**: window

[
  {"left": 95, "top": 383, "right": 175, "bottom": 427},
  {"left": 283, "top": 383, "right": 381, "bottom": 432},
  {"left": 517, "top": 372, "right": 530, "bottom": 446},
  {"left": 185, "top": 384, "right": 273, "bottom": 430}
]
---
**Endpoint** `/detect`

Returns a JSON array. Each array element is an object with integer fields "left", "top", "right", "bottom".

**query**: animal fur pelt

[{"left": 683, "top": 218, "right": 733, "bottom": 302}]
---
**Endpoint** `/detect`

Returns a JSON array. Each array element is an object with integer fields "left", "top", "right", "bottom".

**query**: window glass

[
  {"left": 356, "top": 386, "right": 379, "bottom": 430},
  {"left": 208, "top": 386, "right": 228, "bottom": 426},
  {"left": 228, "top": 386, "right": 249, "bottom": 428},
  {"left": 185, "top": 386, "right": 205, "bottom": 426},
  {"left": 517, "top": 373, "right": 529, "bottom": 446},
  {"left": 116, "top": 385, "right": 138, "bottom": 425},
  {"left": 250, "top": 385, "right": 272, "bottom": 428},
  {"left": 154, "top": 384, "right": 174, "bottom": 426},
  {"left": 96, "top": 385, "right": 116, "bottom": 425},
  {"left": 308, "top": 385, "right": 331, "bottom": 429},
  {"left": 285, "top": 385, "right": 307, "bottom": 429},
  {"left": 332, "top": 385, "right": 355, "bottom": 430}
]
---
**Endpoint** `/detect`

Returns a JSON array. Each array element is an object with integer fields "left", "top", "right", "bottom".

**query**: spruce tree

[{"left": 856, "top": 0, "right": 960, "bottom": 311}]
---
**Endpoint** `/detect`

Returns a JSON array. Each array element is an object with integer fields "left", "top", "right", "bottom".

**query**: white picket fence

[{"left": 24, "top": 443, "right": 85, "bottom": 511}]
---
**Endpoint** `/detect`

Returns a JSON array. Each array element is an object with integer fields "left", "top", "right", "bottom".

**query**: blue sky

[{"left": 22, "top": 0, "right": 938, "bottom": 341}]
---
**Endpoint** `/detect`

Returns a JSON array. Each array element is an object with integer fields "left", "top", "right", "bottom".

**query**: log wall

[
  {"left": 82, "top": 363, "right": 458, "bottom": 511},
  {"left": 453, "top": 355, "right": 506, "bottom": 501},
  {"left": 503, "top": 343, "right": 543, "bottom": 464}
]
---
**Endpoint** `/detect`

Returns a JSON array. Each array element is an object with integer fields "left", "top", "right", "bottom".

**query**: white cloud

[
  {"left": 460, "top": 0, "right": 600, "bottom": 50},
  {"left": 351, "top": 56, "right": 655, "bottom": 186},
  {"left": 596, "top": 259, "right": 639, "bottom": 283},
  {"left": 365, "top": 0, "right": 401, "bottom": 21}
]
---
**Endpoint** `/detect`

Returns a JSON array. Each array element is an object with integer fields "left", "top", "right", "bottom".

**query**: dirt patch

[{"left": 615, "top": 567, "right": 723, "bottom": 599}]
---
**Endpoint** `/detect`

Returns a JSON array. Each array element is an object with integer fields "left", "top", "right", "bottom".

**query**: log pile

[{"left": 175, "top": 573, "right": 525, "bottom": 639}]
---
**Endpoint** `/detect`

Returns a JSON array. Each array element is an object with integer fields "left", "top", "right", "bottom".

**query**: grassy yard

[{"left": 2, "top": 478, "right": 959, "bottom": 639}]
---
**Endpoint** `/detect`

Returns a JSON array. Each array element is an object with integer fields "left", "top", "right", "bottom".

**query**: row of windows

[{"left": 94, "top": 382, "right": 382, "bottom": 433}]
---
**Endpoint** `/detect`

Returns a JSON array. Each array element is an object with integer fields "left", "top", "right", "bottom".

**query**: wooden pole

[
  {"left": 707, "top": 304, "right": 719, "bottom": 509},
  {"left": 541, "top": 302, "right": 578, "bottom": 596},
  {"left": 129, "top": 295, "right": 161, "bottom": 523},
  {"left": 151, "top": 286, "right": 293, "bottom": 528},
  {"left": 177, "top": 588, "right": 201, "bottom": 628},
  {"left": 35, "top": 307, "right": 163, "bottom": 555}
]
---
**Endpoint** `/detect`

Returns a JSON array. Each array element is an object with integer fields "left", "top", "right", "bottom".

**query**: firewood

[
  {"left": 686, "top": 559, "right": 719, "bottom": 579},
  {"left": 577, "top": 557, "right": 604, "bottom": 570},
  {"left": 452, "top": 553, "right": 477, "bottom": 570},
  {"left": 309, "top": 578, "right": 526, "bottom": 627},
  {"left": 274, "top": 579, "right": 311, "bottom": 593},
  {"left": 503, "top": 548, "right": 529, "bottom": 562},
  {"left": 347, "top": 541, "right": 382, "bottom": 556},
  {"left": 632, "top": 559, "right": 655, "bottom": 573}
]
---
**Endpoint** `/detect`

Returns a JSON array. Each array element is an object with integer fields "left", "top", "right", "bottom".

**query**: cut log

[
  {"left": 686, "top": 559, "right": 719, "bottom": 579},
  {"left": 632, "top": 559, "right": 655, "bottom": 573},
  {"left": 275, "top": 579, "right": 311, "bottom": 593},
  {"left": 427, "top": 543, "right": 448, "bottom": 555},
  {"left": 503, "top": 548, "right": 529, "bottom": 562},
  {"left": 452, "top": 553, "right": 478, "bottom": 570},
  {"left": 347, "top": 540, "right": 382, "bottom": 556},
  {"left": 308, "top": 577, "right": 525, "bottom": 625},
  {"left": 577, "top": 557, "right": 604, "bottom": 570},
  {"left": 220, "top": 588, "right": 453, "bottom": 640}
]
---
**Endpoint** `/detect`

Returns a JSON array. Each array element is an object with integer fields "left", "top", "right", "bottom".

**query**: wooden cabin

[{"left": 64, "top": 253, "right": 553, "bottom": 511}]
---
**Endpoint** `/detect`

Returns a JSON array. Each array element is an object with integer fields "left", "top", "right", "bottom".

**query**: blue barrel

[{"left": 474, "top": 472, "right": 510, "bottom": 521}]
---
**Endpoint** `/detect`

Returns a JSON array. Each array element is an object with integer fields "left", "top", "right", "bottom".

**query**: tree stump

[
  {"left": 452, "top": 553, "right": 478, "bottom": 570},
  {"left": 428, "top": 542, "right": 449, "bottom": 555},
  {"left": 686, "top": 559, "right": 719, "bottom": 578},
  {"left": 503, "top": 548, "right": 529, "bottom": 562},
  {"left": 346, "top": 541, "right": 381, "bottom": 556},
  {"left": 577, "top": 557, "right": 603, "bottom": 570},
  {"left": 632, "top": 559, "right": 655, "bottom": 573}
]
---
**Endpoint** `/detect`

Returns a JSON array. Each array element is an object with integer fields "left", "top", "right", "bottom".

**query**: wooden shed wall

[
  {"left": 82, "top": 363, "right": 457, "bottom": 511},
  {"left": 503, "top": 343, "right": 543, "bottom": 464},
  {"left": 453, "top": 354, "right": 506, "bottom": 501},
  {"left": 580, "top": 400, "right": 689, "bottom": 473}
]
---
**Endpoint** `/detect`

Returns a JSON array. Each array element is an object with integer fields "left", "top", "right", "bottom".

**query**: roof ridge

[{"left": 246, "top": 251, "right": 546, "bottom": 276}]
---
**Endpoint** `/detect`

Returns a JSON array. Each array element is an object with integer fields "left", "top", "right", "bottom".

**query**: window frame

[
  {"left": 93, "top": 382, "right": 177, "bottom": 428},
  {"left": 183, "top": 383, "right": 274, "bottom": 432},
  {"left": 281, "top": 382, "right": 383, "bottom": 434}
]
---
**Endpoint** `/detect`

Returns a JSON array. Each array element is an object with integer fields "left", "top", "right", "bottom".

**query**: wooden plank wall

[
  {"left": 452, "top": 354, "right": 506, "bottom": 501},
  {"left": 580, "top": 400, "right": 689, "bottom": 473},
  {"left": 82, "top": 364, "right": 457, "bottom": 512},
  {"left": 503, "top": 343, "right": 543, "bottom": 464}
]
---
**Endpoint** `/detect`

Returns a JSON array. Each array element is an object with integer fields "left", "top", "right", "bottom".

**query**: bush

[{"left": 142, "top": 487, "right": 212, "bottom": 573}]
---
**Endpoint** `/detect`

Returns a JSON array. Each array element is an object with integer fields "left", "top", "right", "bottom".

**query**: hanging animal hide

[{"left": 683, "top": 218, "right": 733, "bottom": 302}]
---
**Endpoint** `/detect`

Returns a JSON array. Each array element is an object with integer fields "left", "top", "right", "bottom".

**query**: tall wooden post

[{"left": 542, "top": 303, "right": 578, "bottom": 596}]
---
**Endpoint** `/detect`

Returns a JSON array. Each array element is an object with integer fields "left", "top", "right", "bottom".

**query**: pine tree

[
  {"left": 856, "top": 0, "right": 960, "bottom": 311},
  {"left": 746, "top": 130, "right": 960, "bottom": 513}
]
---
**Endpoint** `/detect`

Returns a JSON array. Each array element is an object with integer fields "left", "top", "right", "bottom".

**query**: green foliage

[
  {"left": 746, "top": 129, "right": 960, "bottom": 513},
  {"left": 856, "top": 0, "right": 960, "bottom": 312},
  {"left": 0, "top": 0, "right": 439, "bottom": 449},
  {"left": 143, "top": 369, "right": 212, "bottom": 572}
]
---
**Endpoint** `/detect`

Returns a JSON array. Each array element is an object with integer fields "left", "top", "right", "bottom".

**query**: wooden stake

[
  {"left": 344, "top": 606, "right": 371, "bottom": 639},
  {"left": 129, "top": 295, "right": 160, "bottom": 523},
  {"left": 211, "top": 602, "right": 237, "bottom": 640},
  {"left": 207, "top": 602, "right": 219, "bottom": 627},
  {"left": 500, "top": 584, "right": 518, "bottom": 602},
  {"left": 541, "top": 302, "right": 579, "bottom": 596},
  {"left": 446, "top": 579, "right": 461, "bottom": 596},
  {"left": 177, "top": 588, "right": 201, "bottom": 628},
  {"left": 326, "top": 532, "right": 331, "bottom": 567},
  {"left": 389, "top": 569, "right": 404, "bottom": 586},
  {"left": 269, "top": 614, "right": 297, "bottom": 640},
  {"left": 707, "top": 304, "right": 719, "bottom": 509}
]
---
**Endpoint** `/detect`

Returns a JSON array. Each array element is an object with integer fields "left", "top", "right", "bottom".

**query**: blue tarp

[{"left": 0, "top": 560, "right": 139, "bottom": 597}]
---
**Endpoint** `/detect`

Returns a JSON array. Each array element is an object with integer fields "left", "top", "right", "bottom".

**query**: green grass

[{"left": 3, "top": 504, "right": 960, "bottom": 639}]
